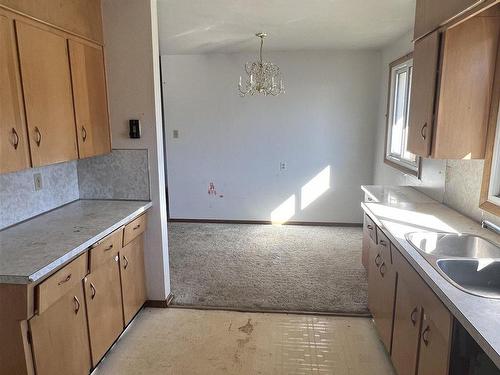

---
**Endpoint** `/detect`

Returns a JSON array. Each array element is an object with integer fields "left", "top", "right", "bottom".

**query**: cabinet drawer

[
  {"left": 364, "top": 214, "right": 377, "bottom": 243},
  {"left": 123, "top": 214, "right": 147, "bottom": 246},
  {"left": 90, "top": 228, "right": 123, "bottom": 271},
  {"left": 36, "top": 253, "right": 88, "bottom": 314}
]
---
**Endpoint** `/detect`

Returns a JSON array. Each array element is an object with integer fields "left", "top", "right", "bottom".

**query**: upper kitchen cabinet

[
  {"left": 0, "top": 15, "right": 30, "bottom": 174},
  {"left": 0, "top": 0, "right": 103, "bottom": 43},
  {"left": 16, "top": 21, "right": 79, "bottom": 167},
  {"left": 414, "top": 0, "right": 485, "bottom": 39},
  {"left": 408, "top": 8, "right": 500, "bottom": 159},
  {"left": 69, "top": 40, "right": 111, "bottom": 159}
]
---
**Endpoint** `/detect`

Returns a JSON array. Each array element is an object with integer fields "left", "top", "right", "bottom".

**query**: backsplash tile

[
  {"left": 77, "top": 149, "right": 150, "bottom": 201},
  {"left": 443, "top": 159, "right": 500, "bottom": 226},
  {"left": 0, "top": 161, "right": 79, "bottom": 230}
]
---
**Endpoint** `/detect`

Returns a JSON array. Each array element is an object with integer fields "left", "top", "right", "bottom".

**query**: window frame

[
  {"left": 384, "top": 52, "right": 421, "bottom": 178},
  {"left": 480, "top": 66, "right": 500, "bottom": 216}
]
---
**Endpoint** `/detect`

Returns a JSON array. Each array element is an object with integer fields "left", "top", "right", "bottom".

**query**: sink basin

[
  {"left": 437, "top": 259, "right": 500, "bottom": 299},
  {"left": 405, "top": 232, "right": 500, "bottom": 298},
  {"left": 406, "top": 232, "right": 500, "bottom": 259}
]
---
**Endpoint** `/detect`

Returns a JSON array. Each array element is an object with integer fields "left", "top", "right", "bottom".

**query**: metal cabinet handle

[
  {"left": 11, "top": 128, "right": 19, "bottom": 150},
  {"left": 379, "top": 239, "right": 387, "bottom": 247},
  {"left": 90, "top": 282, "right": 96, "bottom": 299},
  {"left": 374, "top": 253, "right": 382, "bottom": 267},
  {"left": 123, "top": 255, "right": 129, "bottom": 269},
  {"left": 410, "top": 307, "right": 419, "bottom": 326},
  {"left": 422, "top": 325, "right": 431, "bottom": 346},
  {"left": 133, "top": 224, "right": 141, "bottom": 230},
  {"left": 34, "top": 127, "right": 42, "bottom": 147},
  {"left": 421, "top": 123, "right": 427, "bottom": 140},
  {"left": 367, "top": 224, "right": 373, "bottom": 230},
  {"left": 379, "top": 262, "right": 386, "bottom": 277},
  {"left": 104, "top": 244, "right": 114, "bottom": 252},
  {"left": 58, "top": 274, "right": 72, "bottom": 286},
  {"left": 73, "top": 296, "right": 81, "bottom": 314},
  {"left": 82, "top": 126, "right": 87, "bottom": 142}
]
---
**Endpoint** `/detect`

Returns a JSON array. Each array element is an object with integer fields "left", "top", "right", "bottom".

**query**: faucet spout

[{"left": 481, "top": 220, "right": 500, "bottom": 235}]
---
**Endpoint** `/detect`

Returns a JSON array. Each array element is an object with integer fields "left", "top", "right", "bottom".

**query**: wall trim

[
  {"left": 145, "top": 293, "right": 174, "bottom": 308},
  {"left": 168, "top": 218, "right": 362, "bottom": 227}
]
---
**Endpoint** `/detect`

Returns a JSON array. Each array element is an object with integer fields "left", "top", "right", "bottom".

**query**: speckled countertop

[
  {"left": 361, "top": 185, "right": 500, "bottom": 367},
  {"left": 0, "top": 200, "right": 152, "bottom": 284}
]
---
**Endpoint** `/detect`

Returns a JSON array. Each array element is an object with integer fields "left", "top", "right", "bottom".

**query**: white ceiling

[{"left": 157, "top": 0, "right": 416, "bottom": 55}]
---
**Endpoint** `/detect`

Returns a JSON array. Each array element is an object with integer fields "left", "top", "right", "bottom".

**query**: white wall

[
  {"left": 102, "top": 0, "right": 170, "bottom": 300},
  {"left": 162, "top": 51, "right": 381, "bottom": 223},
  {"left": 373, "top": 30, "right": 500, "bottom": 226}
]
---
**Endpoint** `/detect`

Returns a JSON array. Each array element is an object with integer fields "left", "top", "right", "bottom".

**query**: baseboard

[
  {"left": 168, "top": 218, "right": 362, "bottom": 227},
  {"left": 145, "top": 293, "right": 174, "bottom": 308},
  {"left": 169, "top": 304, "right": 371, "bottom": 318}
]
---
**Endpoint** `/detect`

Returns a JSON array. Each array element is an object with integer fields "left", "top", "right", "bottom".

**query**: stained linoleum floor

[{"left": 93, "top": 307, "right": 395, "bottom": 375}]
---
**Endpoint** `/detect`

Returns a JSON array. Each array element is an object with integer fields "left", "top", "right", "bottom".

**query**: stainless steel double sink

[{"left": 405, "top": 232, "right": 500, "bottom": 299}]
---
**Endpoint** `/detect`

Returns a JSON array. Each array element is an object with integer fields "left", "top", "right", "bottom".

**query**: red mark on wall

[{"left": 208, "top": 182, "right": 217, "bottom": 196}]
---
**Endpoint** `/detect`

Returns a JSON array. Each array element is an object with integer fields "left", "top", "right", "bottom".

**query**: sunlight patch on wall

[
  {"left": 300, "top": 166, "right": 331, "bottom": 210},
  {"left": 271, "top": 194, "right": 296, "bottom": 224}
]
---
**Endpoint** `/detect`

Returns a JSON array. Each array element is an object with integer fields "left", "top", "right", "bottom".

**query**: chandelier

[{"left": 238, "top": 33, "right": 285, "bottom": 97}]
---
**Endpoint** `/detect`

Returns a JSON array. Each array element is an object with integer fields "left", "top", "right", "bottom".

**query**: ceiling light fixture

[{"left": 238, "top": 33, "right": 285, "bottom": 97}]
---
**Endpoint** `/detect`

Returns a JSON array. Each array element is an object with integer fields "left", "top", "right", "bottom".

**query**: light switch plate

[{"left": 34, "top": 173, "right": 42, "bottom": 191}]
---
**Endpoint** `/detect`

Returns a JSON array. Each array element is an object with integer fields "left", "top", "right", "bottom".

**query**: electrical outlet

[
  {"left": 173, "top": 129, "right": 179, "bottom": 139},
  {"left": 280, "top": 162, "right": 287, "bottom": 171},
  {"left": 34, "top": 173, "right": 42, "bottom": 191}
]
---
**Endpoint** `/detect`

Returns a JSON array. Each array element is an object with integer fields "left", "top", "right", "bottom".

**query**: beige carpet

[{"left": 168, "top": 222, "right": 368, "bottom": 314}]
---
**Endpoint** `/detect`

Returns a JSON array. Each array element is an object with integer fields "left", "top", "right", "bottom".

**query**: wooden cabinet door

[
  {"left": 373, "top": 233, "right": 396, "bottom": 352},
  {"left": 362, "top": 215, "right": 376, "bottom": 270},
  {"left": 68, "top": 40, "right": 111, "bottom": 159},
  {"left": 432, "top": 13, "right": 500, "bottom": 159},
  {"left": 416, "top": 273, "right": 452, "bottom": 375},
  {"left": 29, "top": 282, "right": 91, "bottom": 375},
  {"left": 417, "top": 312, "right": 452, "bottom": 375},
  {"left": 367, "top": 237, "right": 381, "bottom": 317},
  {"left": 120, "top": 234, "right": 147, "bottom": 326},
  {"left": 391, "top": 273, "right": 422, "bottom": 375},
  {"left": 414, "top": 0, "right": 483, "bottom": 39},
  {"left": 16, "top": 21, "right": 78, "bottom": 167},
  {"left": 368, "top": 231, "right": 396, "bottom": 353},
  {"left": 84, "top": 255, "right": 124, "bottom": 366},
  {"left": 407, "top": 30, "right": 441, "bottom": 157},
  {"left": 0, "top": 15, "right": 30, "bottom": 174}
]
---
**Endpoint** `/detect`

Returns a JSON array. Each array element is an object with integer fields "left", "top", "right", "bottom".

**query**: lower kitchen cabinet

[
  {"left": 120, "top": 234, "right": 147, "bottom": 326},
  {"left": 393, "top": 243, "right": 452, "bottom": 375},
  {"left": 84, "top": 255, "right": 124, "bottom": 366},
  {"left": 368, "top": 228, "right": 396, "bottom": 352},
  {"left": 0, "top": 210, "right": 150, "bottom": 375},
  {"left": 362, "top": 214, "right": 376, "bottom": 270},
  {"left": 29, "top": 282, "right": 91, "bottom": 375},
  {"left": 416, "top": 282, "right": 453, "bottom": 375},
  {"left": 391, "top": 257, "right": 423, "bottom": 375},
  {"left": 363, "top": 214, "right": 453, "bottom": 375}
]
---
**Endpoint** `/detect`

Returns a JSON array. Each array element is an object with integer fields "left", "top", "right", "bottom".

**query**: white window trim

[
  {"left": 385, "top": 55, "right": 420, "bottom": 177},
  {"left": 488, "top": 106, "right": 500, "bottom": 206}
]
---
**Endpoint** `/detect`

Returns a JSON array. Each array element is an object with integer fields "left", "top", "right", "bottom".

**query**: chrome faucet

[{"left": 481, "top": 220, "right": 500, "bottom": 235}]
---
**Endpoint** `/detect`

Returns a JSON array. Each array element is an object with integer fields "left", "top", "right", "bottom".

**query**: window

[
  {"left": 481, "top": 99, "right": 500, "bottom": 215},
  {"left": 384, "top": 53, "right": 420, "bottom": 178}
]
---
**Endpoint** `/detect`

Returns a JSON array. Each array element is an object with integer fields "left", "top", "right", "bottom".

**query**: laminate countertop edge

[
  {"left": 0, "top": 200, "right": 152, "bottom": 285},
  {"left": 360, "top": 188, "right": 500, "bottom": 368}
]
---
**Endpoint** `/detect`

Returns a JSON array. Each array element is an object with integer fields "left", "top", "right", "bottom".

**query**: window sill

[
  {"left": 479, "top": 200, "right": 500, "bottom": 217},
  {"left": 384, "top": 157, "right": 421, "bottom": 179}
]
